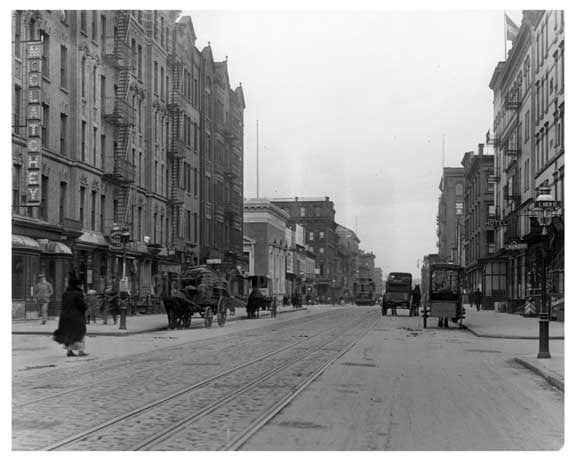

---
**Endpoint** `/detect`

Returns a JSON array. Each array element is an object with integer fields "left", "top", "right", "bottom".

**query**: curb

[
  {"left": 514, "top": 357, "right": 564, "bottom": 392},
  {"left": 12, "top": 307, "right": 309, "bottom": 337},
  {"left": 463, "top": 325, "right": 564, "bottom": 340}
]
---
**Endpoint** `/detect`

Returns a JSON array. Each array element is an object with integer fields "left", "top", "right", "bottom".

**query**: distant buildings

[{"left": 436, "top": 167, "right": 465, "bottom": 263}]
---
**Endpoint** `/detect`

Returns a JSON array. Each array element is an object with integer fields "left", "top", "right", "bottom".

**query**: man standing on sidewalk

[
  {"left": 34, "top": 273, "right": 54, "bottom": 325},
  {"left": 473, "top": 288, "right": 483, "bottom": 312}
]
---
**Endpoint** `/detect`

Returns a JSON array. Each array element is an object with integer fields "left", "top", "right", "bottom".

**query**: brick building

[
  {"left": 270, "top": 197, "right": 338, "bottom": 302},
  {"left": 11, "top": 10, "right": 245, "bottom": 319},
  {"left": 461, "top": 143, "right": 505, "bottom": 308},
  {"left": 436, "top": 167, "right": 465, "bottom": 263}
]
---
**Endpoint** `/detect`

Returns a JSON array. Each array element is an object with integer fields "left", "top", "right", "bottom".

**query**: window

[
  {"left": 153, "top": 11, "right": 158, "bottom": 40},
  {"left": 81, "top": 57, "right": 86, "bottom": 97},
  {"left": 60, "top": 45, "right": 68, "bottom": 88},
  {"left": 81, "top": 121, "right": 86, "bottom": 161},
  {"left": 138, "top": 45, "right": 142, "bottom": 79},
  {"left": 93, "top": 127, "right": 97, "bottom": 165},
  {"left": 92, "top": 67, "right": 97, "bottom": 102},
  {"left": 40, "top": 30, "right": 49, "bottom": 78},
  {"left": 13, "top": 165, "right": 21, "bottom": 209},
  {"left": 154, "top": 161, "right": 158, "bottom": 192},
  {"left": 14, "top": 11, "right": 22, "bottom": 58},
  {"left": 79, "top": 187, "right": 85, "bottom": 227},
  {"left": 187, "top": 210, "right": 191, "bottom": 241},
  {"left": 80, "top": 11, "right": 87, "bottom": 33},
  {"left": 309, "top": 232, "right": 314, "bottom": 242},
  {"left": 153, "top": 213, "right": 157, "bottom": 243},
  {"left": 194, "top": 212, "right": 198, "bottom": 243},
  {"left": 91, "top": 191, "right": 97, "bottom": 230},
  {"left": 320, "top": 231, "right": 325, "bottom": 239},
  {"left": 59, "top": 182, "right": 67, "bottom": 223},
  {"left": 39, "top": 175, "right": 48, "bottom": 220},
  {"left": 137, "top": 207, "right": 142, "bottom": 241},
  {"left": 160, "top": 67, "right": 164, "bottom": 98},
  {"left": 41, "top": 104, "right": 49, "bottom": 148},
  {"left": 13, "top": 85, "right": 22, "bottom": 135},
  {"left": 100, "top": 195, "right": 105, "bottom": 232},
  {"left": 60, "top": 113, "right": 67, "bottom": 156},
  {"left": 91, "top": 11, "right": 97, "bottom": 41},
  {"left": 300, "top": 207, "right": 306, "bottom": 217},
  {"left": 101, "top": 14, "right": 106, "bottom": 44},
  {"left": 154, "top": 62, "right": 158, "bottom": 94}
]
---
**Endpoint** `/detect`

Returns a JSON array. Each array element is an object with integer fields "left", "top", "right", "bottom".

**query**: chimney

[{"left": 478, "top": 143, "right": 484, "bottom": 156}]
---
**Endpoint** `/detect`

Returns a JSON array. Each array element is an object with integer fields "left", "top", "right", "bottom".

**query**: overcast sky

[{"left": 183, "top": 9, "right": 524, "bottom": 278}]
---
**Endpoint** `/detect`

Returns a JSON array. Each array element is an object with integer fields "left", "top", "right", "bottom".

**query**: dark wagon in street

[
  {"left": 382, "top": 272, "right": 413, "bottom": 315},
  {"left": 162, "top": 265, "right": 234, "bottom": 329}
]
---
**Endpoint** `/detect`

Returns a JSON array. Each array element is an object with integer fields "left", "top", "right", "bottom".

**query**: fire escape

[
  {"left": 102, "top": 11, "right": 135, "bottom": 232},
  {"left": 502, "top": 88, "right": 521, "bottom": 244},
  {"left": 167, "top": 52, "right": 187, "bottom": 252}
]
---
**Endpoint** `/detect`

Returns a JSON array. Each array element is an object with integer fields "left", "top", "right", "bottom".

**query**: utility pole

[{"left": 256, "top": 120, "right": 259, "bottom": 198}]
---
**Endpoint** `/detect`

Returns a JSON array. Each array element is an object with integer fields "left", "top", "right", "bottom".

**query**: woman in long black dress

[{"left": 53, "top": 271, "right": 88, "bottom": 357}]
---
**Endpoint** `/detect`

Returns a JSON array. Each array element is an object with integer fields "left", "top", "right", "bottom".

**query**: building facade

[
  {"left": 270, "top": 197, "right": 338, "bottom": 302},
  {"left": 461, "top": 143, "right": 505, "bottom": 308},
  {"left": 243, "top": 199, "right": 289, "bottom": 303},
  {"left": 489, "top": 10, "right": 564, "bottom": 309},
  {"left": 335, "top": 224, "right": 360, "bottom": 302},
  {"left": 436, "top": 167, "right": 465, "bottom": 263},
  {"left": 12, "top": 10, "right": 245, "bottom": 319}
]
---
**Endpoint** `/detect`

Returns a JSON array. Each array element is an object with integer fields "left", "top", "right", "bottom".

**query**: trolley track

[
  {"left": 37, "top": 310, "right": 378, "bottom": 451},
  {"left": 14, "top": 310, "right": 346, "bottom": 408}
]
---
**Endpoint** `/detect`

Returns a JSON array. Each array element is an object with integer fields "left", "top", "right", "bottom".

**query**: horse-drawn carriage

[
  {"left": 162, "top": 265, "right": 234, "bottom": 329},
  {"left": 246, "top": 275, "right": 277, "bottom": 319}
]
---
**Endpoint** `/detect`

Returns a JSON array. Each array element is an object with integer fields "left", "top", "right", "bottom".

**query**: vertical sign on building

[{"left": 26, "top": 41, "right": 43, "bottom": 207}]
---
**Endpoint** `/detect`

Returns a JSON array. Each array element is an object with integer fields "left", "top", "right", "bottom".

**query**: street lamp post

[
  {"left": 532, "top": 184, "right": 560, "bottom": 359},
  {"left": 118, "top": 228, "right": 131, "bottom": 330}
]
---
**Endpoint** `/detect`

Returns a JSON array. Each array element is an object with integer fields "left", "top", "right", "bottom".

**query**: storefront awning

[
  {"left": 40, "top": 240, "right": 72, "bottom": 255},
  {"left": 77, "top": 232, "right": 108, "bottom": 247},
  {"left": 12, "top": 234, "right": 41, "bottom": 251}
]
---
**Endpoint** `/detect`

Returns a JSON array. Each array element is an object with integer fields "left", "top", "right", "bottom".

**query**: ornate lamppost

[
  {"left": 118, "top": 227, "right": 131, "bottom": 330},
  {"left": 531, "top": 184, "right": 560, "bottom": 359}
]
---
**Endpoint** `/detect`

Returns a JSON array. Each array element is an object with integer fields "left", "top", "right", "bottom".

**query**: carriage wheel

[
  {"left": 217, "top": 296, "right": 227, "bottom": 327},
  {"left": 204, "top": 306, "right": 213, "bottom": 328}
]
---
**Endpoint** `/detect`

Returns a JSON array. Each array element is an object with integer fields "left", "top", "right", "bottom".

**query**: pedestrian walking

[
  {"left": 102, "top": 284, "right": 119, "bottom": 325},
  {"left": 34, "top": 273, "right": 54, "bottom": 325},
  {"left": 52, "top": 271, "right": 88, "bottom": 357},
  {"left": 85, "top": 289, "right": 99, "bottom": 324},
  {"left": 474, "top": 288, "right": 483, "bottom": 312},
  {"left": 411, "top": 284, "right": 421, "bottom": 316}
]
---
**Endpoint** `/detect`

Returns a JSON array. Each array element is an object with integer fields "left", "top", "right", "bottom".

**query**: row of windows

[
  {"left": 12, "top": 163, "right": 201, "bottom": 246},
  {"left": 535, "top": 11, "right": 564, "bottom": 71}
]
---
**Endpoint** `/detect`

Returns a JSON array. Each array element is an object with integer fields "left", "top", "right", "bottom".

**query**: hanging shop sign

[{"left": 26, "top": 41, "right": 43, "bottom": 207}]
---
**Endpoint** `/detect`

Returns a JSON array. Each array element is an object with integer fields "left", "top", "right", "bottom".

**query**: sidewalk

[
  {"left": 12, "top": 304, "right": 309, "bottom": 336},
  {"left": 463, "top": 305, "right": 564, "bottom": 392},
  {"left": 464, "top": 306, "right": 564, "bottom": 340}
]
